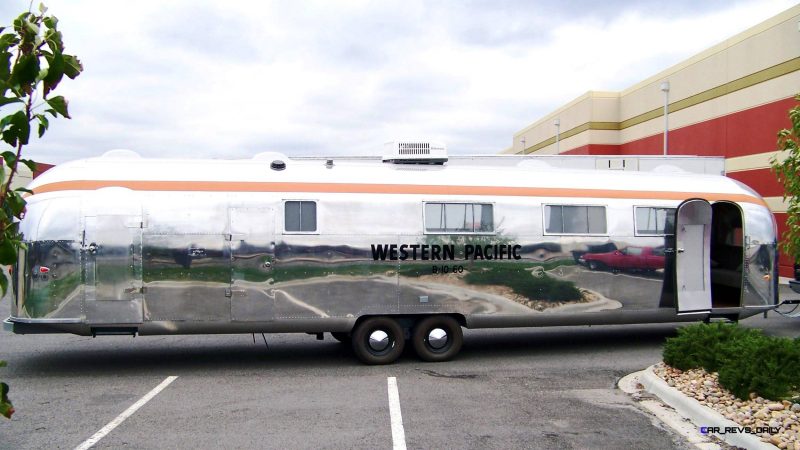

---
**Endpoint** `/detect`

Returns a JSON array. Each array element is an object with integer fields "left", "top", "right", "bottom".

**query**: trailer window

[
  {"left": 634, "top": 207, "right": 675, "bottom": 235},
  {"left": 284, "top": 201, "right": 317, "bottom": 232},
  {"left": 424, "top": 202, "right": 493, "bottom": 233},
  {"left": 545, "top": 205, "right": 606, "bottom": 234}
]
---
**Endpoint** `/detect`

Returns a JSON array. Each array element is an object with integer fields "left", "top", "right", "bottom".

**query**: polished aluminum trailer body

[{"left": 6, "top": 152, "right": 778, "bottom": 338}]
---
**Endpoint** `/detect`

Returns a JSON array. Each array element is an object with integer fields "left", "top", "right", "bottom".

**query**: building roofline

[{"left": 514, "top": 91, "right": 620, "bottom": 138}]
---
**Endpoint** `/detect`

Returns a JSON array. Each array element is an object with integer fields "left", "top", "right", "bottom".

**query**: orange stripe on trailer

[{"left": 31, "top": 179, "right": 768, "bottom": 207}]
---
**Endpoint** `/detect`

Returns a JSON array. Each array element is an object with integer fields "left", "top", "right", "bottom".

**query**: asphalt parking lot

[{"left": 0, "top": 293, "right": 798, "bottom": 449}]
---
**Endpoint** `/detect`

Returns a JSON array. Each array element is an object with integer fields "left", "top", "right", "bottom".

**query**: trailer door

[
  {"left": 230, "top": 207, "right": 276, "bottom": 322},
  {"left": 84, "top": 214, "right": 144, "bottom": 324},
  {"left": 675, "top": 199, "right": 712, "bottom": 314}
]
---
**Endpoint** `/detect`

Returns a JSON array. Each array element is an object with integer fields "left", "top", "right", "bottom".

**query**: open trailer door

[{"left": 675, "top": 199, "right": 712, "bottom": 315}]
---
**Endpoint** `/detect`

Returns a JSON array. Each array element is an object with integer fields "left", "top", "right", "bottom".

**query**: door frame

[
  {"left": 674, "top": 199, "right": 712, "bottom": 315},
  {"left": 83, "top": 214, "right": 144, "bottom": 324}
]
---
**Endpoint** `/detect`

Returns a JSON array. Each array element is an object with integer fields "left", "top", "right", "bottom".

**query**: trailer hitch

[
  {"left": 744, "top": 299, "right": 800, "bottom": 318},
  {"left": 773, "top": 299, "right": 800, "bottom": 318}
]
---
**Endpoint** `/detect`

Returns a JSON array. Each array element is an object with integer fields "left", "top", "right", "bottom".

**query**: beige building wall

[
  {"left": 506, "top": 3, "right": 800, "bottom": 278},
  {"left": 2, "top": 163, "right": 33, "bottom": 191}
]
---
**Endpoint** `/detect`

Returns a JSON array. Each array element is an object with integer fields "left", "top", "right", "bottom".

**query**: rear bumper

[{"left": 4, "top": 316, "right": 83, "bottom": 334}]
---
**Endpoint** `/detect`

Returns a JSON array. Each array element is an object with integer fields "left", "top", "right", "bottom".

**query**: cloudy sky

[{"left": 0, "top": 0, "right": 796, "bottom": 163}]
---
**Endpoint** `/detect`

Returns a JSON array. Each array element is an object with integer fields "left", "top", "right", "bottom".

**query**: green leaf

[
  {"left": 9, "top": 54, "right": 39, "bottom": 89},
  {"left": 0, "top": 97, "right": 21, "bottom": 107},
  {"left": 5, "top": 191, "right": 25, "bottom": 217},
  {"left": 0, "top": 50, "right": 13, "bottom": 92},
  {"left": 0, "top": 361, "right": 6, "bottom": 368},
  {"left": 46, "top": 96, "right": 69, "bottom": 119},
  {"left": 19, "top": 158, "right": 36, "bottom": 172},
  {"left": 14, "top": 187, "right": 33, "bottom": 194},
  {"left": 39, "top": 3, "right": 48, "bottom": 14},
  {"left": 12, "top": 111, "right": 28, "bottom": 145},
  {"left": 44, "top": 28, "right": 62, "bottom": 54},
  {"left": 62, "top": 54, "right": 82, "bottom": 79},
  {"left": 0, "top": 113, "right": 14, "bottom": 131},
  {"left": 42, "top": 50, "right": 64, "bottom": 97},
  {"left": 35, "top": 67, "right": 47, "bottom": 83},
  {"left": 12, "top": 13, "right": 31, "bottom": 33},
  {"left": 1, "top": 150, "right": 16, "bottom": 167},
  {"left": 0, "top": 33, "right": 17, "bottom": 50},
  {"left": 1, "top": 110, "right": 29, "bottom": 147},
  {"left": 43, "top": 16, "right": 57, "bottom": 29},
  {"left": 0, "top": 239, "right": 16, "bottom": 265},
  {"left": 0, "top": 382, "right": 14, "bottom": 419},
  {"left": 22, "top": 18, "right": 39, "bottom": 36},
  {"left": 35, "top": 113, "right": 48, "bottom": 138}
]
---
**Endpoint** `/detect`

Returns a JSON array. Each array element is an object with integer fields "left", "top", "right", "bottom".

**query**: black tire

[
  {"left": 351, "top": 317, "right": 405, "bottom": 365},
  {"left": 330, "top": 332, "right": 350, "bottom": 343},
  {"left": 411, "top": 316, "right": 463, "bottom": 362},
  {"left": 588, "top": 261, "right": 600, "bottom": 270}
]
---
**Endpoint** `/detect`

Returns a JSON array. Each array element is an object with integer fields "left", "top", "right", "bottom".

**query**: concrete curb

[
  {"left": 638, "top": 365, "right": 778, "bottom": 450},
  {"left": 619, "top": 371, "right": 720, "bottom": 450}
]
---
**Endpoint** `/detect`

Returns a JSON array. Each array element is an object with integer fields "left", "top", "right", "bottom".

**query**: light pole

[
  {"left": 554, "top": 118, "right": 560, "bottom": 153},
  {"left": 660, "top": 81, "right": 670, "bottom": 155}
]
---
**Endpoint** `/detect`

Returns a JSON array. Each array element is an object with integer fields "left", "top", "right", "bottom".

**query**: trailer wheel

[
  {"left": 351, "top": 317, "right": 405, "bottom": 365},
  {"left": 411, "top": 316, "right": 463, "bottom": 362},
  {"left": 330, "top": 332, "right": 350, "bottom": 343}
]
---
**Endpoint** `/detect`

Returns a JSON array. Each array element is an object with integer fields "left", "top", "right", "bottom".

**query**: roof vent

[
  {"left": 100, "top": 149, "right": 141, "bottom": 159},
  {"left": 270, "top": 160, "right": 286, "bottom": 171},
  {"left": 382, "top": 141, "right": 447, "bottom": 164}
]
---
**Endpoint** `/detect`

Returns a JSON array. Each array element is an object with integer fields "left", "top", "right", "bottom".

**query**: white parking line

[
  {"left": 74, "top": 376, "right": 178, "bottom": 450},
  {"left": 387, "top": 376, "right": 407, "bottom": 450}
]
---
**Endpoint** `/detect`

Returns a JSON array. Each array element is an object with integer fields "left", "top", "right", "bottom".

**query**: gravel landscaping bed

[{"left": 654, "top": 363, "right": 800, "bottom": 449}]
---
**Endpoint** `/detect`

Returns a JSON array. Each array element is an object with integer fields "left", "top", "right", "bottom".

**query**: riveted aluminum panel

[
  {"left": 741, "top": 202, "right": 778, "bottom": 307},
  {"left": 271, "top": 233, "right": 399, "bottom": 320},
  {"left": 84, "top": 215, "right": 143, "bottom": 324},
  {"left": 16, "top": 240, "right": 83, "bottom": 320},
  {"left": 230, "top": 207, "right": 276, "bottom": 322},
  {"left": 142, "top": 234, "right": 230, "bottom": 321}
]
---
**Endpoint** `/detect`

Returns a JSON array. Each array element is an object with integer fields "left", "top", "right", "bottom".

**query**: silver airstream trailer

[{"left": 5, "top": 144, "right": 778, "bottom": 364}]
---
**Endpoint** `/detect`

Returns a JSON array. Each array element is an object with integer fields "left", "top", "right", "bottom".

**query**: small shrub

[
  {"left": 717, "top": 335, "right": 800, "bottom": 400},
  {"left": 662, "top": 323, "right": 763, "bottom": 372},
  {"left": 662, "top": 323, "right": 800, "bottom": 400}
]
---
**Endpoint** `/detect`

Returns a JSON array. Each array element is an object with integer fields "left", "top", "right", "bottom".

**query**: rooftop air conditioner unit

[{"left": 382, "top": 141, "right": 448, "bottom": 164}]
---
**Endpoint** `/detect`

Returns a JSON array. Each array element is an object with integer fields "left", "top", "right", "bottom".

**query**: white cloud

[{"left": 0, "top": 0, "right": 795, "bottom": 163}]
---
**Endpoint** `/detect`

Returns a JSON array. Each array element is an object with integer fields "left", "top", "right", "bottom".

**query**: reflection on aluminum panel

[
  {"left": 257, "top": 235, "right": 672, "bottom": 319},
  {"left": 19, "top": 241, "right": 83, "bottom": 319},
  {"left": 142, "top": 234, "right": 230, "bottom": 321}
]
